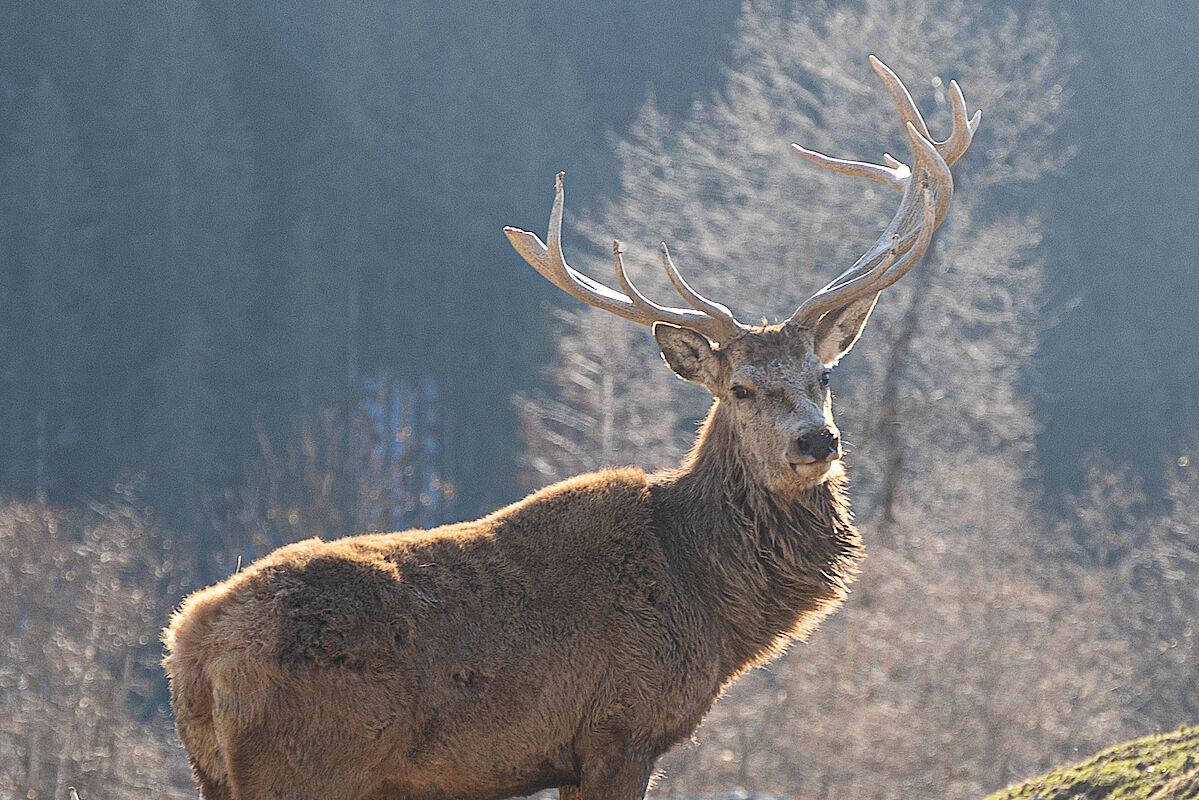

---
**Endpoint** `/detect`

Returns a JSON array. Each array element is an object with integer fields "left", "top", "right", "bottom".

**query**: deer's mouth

[
  {"left": 787, "top": 445, "right": 842, "bottom": 471},
  {"left": 788, "top": 457, "right": 839, "bottom": 484}
]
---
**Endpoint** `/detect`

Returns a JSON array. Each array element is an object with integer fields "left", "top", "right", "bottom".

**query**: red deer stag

[{"left": 163, "top": 56, "right": 978, "bottom": 800}]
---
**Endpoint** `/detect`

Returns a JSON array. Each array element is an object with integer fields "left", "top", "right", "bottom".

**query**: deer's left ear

[
  {"left": 653, "top": 322, "right": 722, "bottom": 388},
  {"left": 813, "top": 294, "right": 880, "bottom": 366}
]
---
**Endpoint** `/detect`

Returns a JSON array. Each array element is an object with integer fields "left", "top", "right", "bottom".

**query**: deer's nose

[{"left": 796, "top": 428, "right": 840, "bottom": 462}]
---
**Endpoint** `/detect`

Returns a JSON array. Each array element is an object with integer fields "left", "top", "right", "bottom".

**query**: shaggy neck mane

[{"left": 650, "top": 399, "right": 863, "bottom": 680}]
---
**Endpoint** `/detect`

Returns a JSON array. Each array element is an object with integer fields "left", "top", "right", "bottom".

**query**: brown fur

[{"left": 164, "top": 327, "right": 864, "bottom": 800}]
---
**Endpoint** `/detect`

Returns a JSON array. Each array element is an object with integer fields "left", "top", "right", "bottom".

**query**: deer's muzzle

[{"left": 793, "top": 428, "right": 840, "bottom": 463}]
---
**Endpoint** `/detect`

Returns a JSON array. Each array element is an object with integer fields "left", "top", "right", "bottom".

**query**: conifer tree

[
  {"left": 109, "top": 0, "right": 257, "bottom": 556},
  {"left": 0, "top": 74, "right": 96, "bottom": 499}
]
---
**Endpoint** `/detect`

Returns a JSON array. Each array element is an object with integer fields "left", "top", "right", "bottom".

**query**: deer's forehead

[
  {"left": 724, "top": 327, "right": 810, "bottom": 358},
  {"left": 724, "top": 334, "right": 820, "bottom": 382}
]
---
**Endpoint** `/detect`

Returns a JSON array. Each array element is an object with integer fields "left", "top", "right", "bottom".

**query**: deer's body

[
  {"left": 165, "top": 57, "right": 978, "bottom": 799},
  {"left": 166, "top": 399, "right": 858, "bottom": 800}
]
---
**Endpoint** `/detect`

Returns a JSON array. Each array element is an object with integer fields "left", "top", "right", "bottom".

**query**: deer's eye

[
  {"left": 731, "top": 385, "right": 755, "bottom": 401},
  {"left": 819, "top": 370, "right": 831, "bottom": 389}
]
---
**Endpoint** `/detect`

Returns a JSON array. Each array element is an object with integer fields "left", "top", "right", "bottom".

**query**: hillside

[{"left": 987, "top": 726, "right": 1199, "bottom": 800}]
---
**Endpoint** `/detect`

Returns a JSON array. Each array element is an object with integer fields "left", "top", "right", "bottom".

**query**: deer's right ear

[
  {"left": 813, "top": 294, "right": 880, "bottom": 366},
  {"left": 653, "top": 323, "right": 721, "bottom": 387}
]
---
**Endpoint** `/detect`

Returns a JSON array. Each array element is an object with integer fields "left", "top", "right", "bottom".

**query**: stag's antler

[
  {"left": 506, "top": 58, "right": 978, "bottom": 340},
  {"left": 504, "top": 173, "right": 747, "bottom": 343},
  {"left": 787, "top": 55, "right": 980, "bottom": 327}
]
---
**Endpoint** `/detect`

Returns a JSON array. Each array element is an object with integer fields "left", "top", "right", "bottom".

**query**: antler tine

[
  {"left": 941, "top": 79, "right": 982, "bottom": 166},
  {"left": 612, "top": 240, "right": 675, "bottom": 320},
  {"left": 869, "top": 55, "right": 980, "bottom": 172},
  {"left": 791, "top": 142, "right": 909, "bottom": 191},
  {"left": 504, "top": 172, "right": 745, "bottom": 342},
  {"left": 659, "top": 243, "right": 740, "bottom": 323}
]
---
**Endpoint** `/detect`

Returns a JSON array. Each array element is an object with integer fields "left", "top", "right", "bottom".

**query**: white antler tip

[
  {"left": 868, "top": 54, "right": 895, "bottom": 78},
  {"left": 905, "top": 120, "right": 936, "bottom": 150},
  {"left": 791, "top": 143, "right": 831, "bottom": 165},
  {"left": 503, "top": 226, "right": 536, "bottom": 246}
]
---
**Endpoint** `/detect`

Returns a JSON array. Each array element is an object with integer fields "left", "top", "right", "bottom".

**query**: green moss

[{"left": 987, "top": 726, "right": 1199, "bottom": 800}]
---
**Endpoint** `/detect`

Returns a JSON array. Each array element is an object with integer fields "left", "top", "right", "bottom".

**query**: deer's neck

[{"left": 649, "top": 400, "right": 862, "bottom": 679}]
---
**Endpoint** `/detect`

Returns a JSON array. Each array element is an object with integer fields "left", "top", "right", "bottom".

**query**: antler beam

[
  {"left": 504, "top": 173, "right": 746, "bottom": 343},
  {"left": 787, "top": 56, "right": 980, "bottom": 327}
]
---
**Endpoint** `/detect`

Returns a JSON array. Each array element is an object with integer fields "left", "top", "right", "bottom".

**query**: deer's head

[{"left": 505, "top": 57, "right": 979, "bottom": 491}]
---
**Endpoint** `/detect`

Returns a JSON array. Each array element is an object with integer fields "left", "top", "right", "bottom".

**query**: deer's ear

[
  {"left": 653, "top": 323, "right": 721, "bottom": 387},
  {"left": 813, "top": 294, "right": 880, "bottom": 366}
]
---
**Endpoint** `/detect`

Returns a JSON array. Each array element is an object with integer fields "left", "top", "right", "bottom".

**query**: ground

[{"left": 987, "top": 726, "right": 1199, "bottom": 800}]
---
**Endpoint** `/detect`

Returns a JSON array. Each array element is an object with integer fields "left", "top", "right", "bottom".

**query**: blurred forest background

[{"left": 1, "top": 1, "right": 1197, "bottom": 798}]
